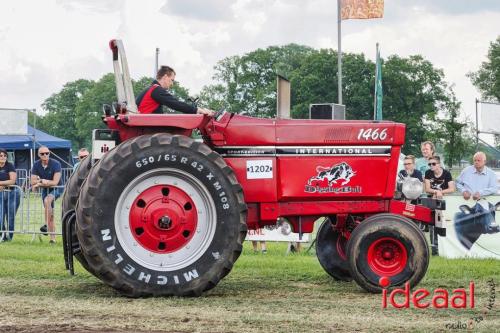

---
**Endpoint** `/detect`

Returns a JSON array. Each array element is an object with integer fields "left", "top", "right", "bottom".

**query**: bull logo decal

[
  {"left": 305, "top": 162, "right": 361, "bottom": 194},
  {"left": 308, "top": 162, "right": 356, "bottom": 186}
]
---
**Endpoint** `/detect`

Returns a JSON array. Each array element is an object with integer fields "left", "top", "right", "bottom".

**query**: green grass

[{"left": 0, "top": 236, "right": 498, "bottom": 333}]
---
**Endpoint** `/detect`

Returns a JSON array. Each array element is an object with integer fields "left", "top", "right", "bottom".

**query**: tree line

[{"left": 33, "top": 36, "right": 500, "bottom": 166}]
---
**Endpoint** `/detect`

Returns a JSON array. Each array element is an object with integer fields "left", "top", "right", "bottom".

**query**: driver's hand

[{"left": 196, "top": 108, "right": 215, "bottom": 117}]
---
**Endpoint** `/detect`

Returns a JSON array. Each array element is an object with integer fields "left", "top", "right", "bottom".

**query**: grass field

[{"left": 0, "top": 236, "right": 498, "bottom": 333}]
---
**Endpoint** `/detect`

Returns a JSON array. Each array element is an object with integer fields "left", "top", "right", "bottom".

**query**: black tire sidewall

[
  {"left": 348, "top": 215, "right": 428, "bottom": 292},
  {"left": 316, "top": 218, "right": 351, "bottom": 281},
  {"left": 84, "top": 136, "right": 243, "bottom": 295}
]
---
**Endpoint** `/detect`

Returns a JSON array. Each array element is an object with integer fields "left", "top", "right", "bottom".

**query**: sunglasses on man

[
  {"left": 428, "top": 162, "right": 438, "bottom": 166},
  {"left": 78, "top": 155, "right": 89, "bottom": 160},
  {"left": 39, "top": 152, "right": 50, "bottom": 156}
]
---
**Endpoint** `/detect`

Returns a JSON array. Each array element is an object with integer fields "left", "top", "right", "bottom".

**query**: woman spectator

[{"left": 0, "top": 148, "right": 21, "bottom": 241}]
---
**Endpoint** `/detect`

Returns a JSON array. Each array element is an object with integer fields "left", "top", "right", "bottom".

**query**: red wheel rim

[
  {"left": 366, "top": 237, "right": 407, "bottom": 276},
  {"left": 129, "top": 185, "right": 197, "bottom": 253}
]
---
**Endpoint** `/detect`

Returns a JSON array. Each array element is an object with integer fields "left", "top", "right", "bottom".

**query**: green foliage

[
  {"left": 469, "top": 36, "right": 500, "bottom": 102},
  {"left": 290, "top": 49, "right": 373, "bottom": 119},
  {"left": 383, "top": 55, "right": 451, "bottom": 155},
  {"left": 201, "top": 44, "right": 314, "bottom": 117},
  {"left": 40, "top": 79, "right": 94, "bottom": 149},
  {"left": 433, "top": 96, "right": 476, "bottom": 166}
]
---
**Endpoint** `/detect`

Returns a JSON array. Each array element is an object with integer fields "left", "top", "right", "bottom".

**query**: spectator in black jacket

[
  {"left": 136, "top": 66, "right": 214, "bottom": 116},
  {"left": 398, "top": 155, "right": 423, "bottom": 182}
]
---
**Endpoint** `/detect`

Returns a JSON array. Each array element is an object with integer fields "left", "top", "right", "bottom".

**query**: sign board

[
  {"left": 0, "top": 109, "right": 28, "bottom": 135},
  {"left": 479, "top": 101, "right": 500, "bottom": 134},
  {"left": 439, "top": 195, "right": 500, "bottom": 259}
]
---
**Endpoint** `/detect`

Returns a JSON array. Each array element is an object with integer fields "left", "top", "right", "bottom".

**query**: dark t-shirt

[
  {"left": 398, "top": 169, "right": 423, "bottom": 182},
  {"left": 31, "top": 159, "right": 62, "bottom": 185},
  {"left": 424, "top": 169, "right": 453, "bottom": 190},
  {"left": 0, "top": 162, "right": 15, "bottom": 181}
]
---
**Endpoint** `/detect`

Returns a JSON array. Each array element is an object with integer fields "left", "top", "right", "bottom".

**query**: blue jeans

[{"left": 0, "top": 188, "right": 21, "bottom": 241}]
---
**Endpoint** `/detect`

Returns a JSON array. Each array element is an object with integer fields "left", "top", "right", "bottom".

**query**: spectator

[
  {"left": 30, "top": 146, "right": 62, "bottom": 244},
  {"left": 252, "top": 240, "right": 267, "bottom": 254},
  {"left": 73, "top": 148, "right": 90, "bottom": 171},
  {"left": 399, "top": 155, "right": 423, "bottom": 182},
  {"left": 424, "top": 155, "right": 455, "bottom": 256},
  {"left": 0, "top": 148, "right": 21, "bottom": 241},
  {"left": 424, "top": 155, "right": 456, "bottom": 199},
  {"left": 456, "top": 152, "right": 498, "bottom": 201},
  {"left": 416, "top": 141, "right": 435, "bottom": 174}
]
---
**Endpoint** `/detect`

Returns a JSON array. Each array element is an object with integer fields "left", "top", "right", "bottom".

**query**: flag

[
  {"left": 374, "top": 44, "right": 383, "bottom": 120},
  {"left": 341, "top": 0, "right": 384, "bottom": 20}
]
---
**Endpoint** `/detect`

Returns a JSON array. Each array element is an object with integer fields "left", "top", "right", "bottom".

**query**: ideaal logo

[
  {"left": 305, "top": 162, "right": 361, "bottom": 193},
  {"left": 379, "top": 276, "right": 475, "bottom": 309},
  {"left": 379, "top": 277, "right": 497, "bottom": 330}
]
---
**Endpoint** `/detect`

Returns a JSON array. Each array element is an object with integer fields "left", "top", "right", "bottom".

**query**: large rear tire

[
  {"left": 76, "top": 134, "right": 247, "bottom": 297},
  {"left": 346, "top": 213, "right": 429, "bottom": 293},
  {"left": 61, "top": 156, "right": 93, "bottom": 272},
  {"left": 316, "top": 217, "right": 351, "bottom": 281}
]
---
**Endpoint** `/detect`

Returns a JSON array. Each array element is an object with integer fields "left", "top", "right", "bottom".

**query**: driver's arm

[{"left": 151, "top": 87, "right": 197, "bottom": 114}]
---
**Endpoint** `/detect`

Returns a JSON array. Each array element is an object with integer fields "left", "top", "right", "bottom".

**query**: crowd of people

[
  {"left": 0, "top": 146, "right": 89, "bottom": 243},
  {"left": 398, "top": 141, "right": 499, "bottom": 255}
]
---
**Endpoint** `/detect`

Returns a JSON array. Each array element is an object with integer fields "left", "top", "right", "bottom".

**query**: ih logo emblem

[{"left": 305, "top": 162, "right": 361, "bottom": 194}]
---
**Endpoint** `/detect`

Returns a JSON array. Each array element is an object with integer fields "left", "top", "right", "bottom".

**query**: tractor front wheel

[
  {"left": 316, "top": 217, "right": 351, "bottom": 281},
  {"left": 346, "top": 213, "right": 429, "bottom": 293}
]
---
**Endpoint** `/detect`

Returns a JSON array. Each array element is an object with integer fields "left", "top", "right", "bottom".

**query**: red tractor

[{"left": 62, "top": 40, "right": 445, "bottom": 297}]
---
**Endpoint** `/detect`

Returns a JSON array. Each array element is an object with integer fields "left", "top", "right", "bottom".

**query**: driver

[{"left": 136, "top": 65, "right": 214, "bottom": 116}]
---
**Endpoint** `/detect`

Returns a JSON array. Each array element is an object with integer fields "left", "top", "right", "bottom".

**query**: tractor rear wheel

[
  {"left": 346, "top": 213, "right": 429, "bottom": 293},
  {"left": 61, "top": 156, "right": 93, "bottom": 272},
  {"left": 316, "top": 217, "right": 351, "bottom": 281},
  {"left": 76, "top": 134, "right": 247, "bottom": 297}
]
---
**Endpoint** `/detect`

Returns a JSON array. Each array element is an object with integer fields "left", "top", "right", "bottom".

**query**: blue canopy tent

[{"left": 0, "top": 125, "right": 72, "bottom": 171}]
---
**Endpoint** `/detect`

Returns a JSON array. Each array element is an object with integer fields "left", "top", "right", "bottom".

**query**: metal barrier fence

[
  {"left": 0, "top": 168, "right": 73, "bottom": 241},
  {"left": 0, "top": 184, "right": 65, "bottom": 241}
]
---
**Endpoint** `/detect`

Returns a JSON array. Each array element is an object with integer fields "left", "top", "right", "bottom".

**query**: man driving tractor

[{"left": 136, "top": 65, "right": 215, "bottom": 116}]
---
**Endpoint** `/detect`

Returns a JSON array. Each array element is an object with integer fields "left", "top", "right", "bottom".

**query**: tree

[
  {"left": 40, "top": 79, "right": 94, "bottom": 149},
  {"left": 469, "top": 36, "right": 500, "bottom": 102},
  {"left": 290, "top": 49, "right": 373, "bottom": 119},
  {"left": 469, "top": 36, "right": 500, "bottom": 147},
  {"left": 201, "top": 44, "right": 315, "bottom": 117},
  {"left": 382, "top": 55, "right": 451, "bottom": 155},
  {"left": 433, "top": 96, "right": 475, "bottom": 167}
]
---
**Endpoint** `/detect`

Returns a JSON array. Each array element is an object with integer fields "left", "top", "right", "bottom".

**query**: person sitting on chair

[{"left": 136, "top": 65, "right": 214, "bottom": 116}]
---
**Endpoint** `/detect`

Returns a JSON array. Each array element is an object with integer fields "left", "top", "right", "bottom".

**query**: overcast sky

[{"left": 1, "top": 0, "right": 499, "bottom": 122}]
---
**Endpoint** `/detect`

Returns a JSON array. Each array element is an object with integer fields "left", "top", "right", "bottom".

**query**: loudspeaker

[{"left": 309, "top": 103, "right": 345, "bottom": 120}]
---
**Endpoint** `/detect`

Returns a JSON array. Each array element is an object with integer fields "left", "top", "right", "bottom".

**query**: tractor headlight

[{"left": 401, "top": 177, "right": 423, "bottom": 200}]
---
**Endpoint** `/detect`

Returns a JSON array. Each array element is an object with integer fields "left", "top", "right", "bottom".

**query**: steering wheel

[{"left": 214, "top": 109, "right": 227, "bottom": 121}]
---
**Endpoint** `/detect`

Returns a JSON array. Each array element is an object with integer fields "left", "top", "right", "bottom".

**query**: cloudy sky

[{"left": 1, "top": 0, "right": 499, "bottom": 122}]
